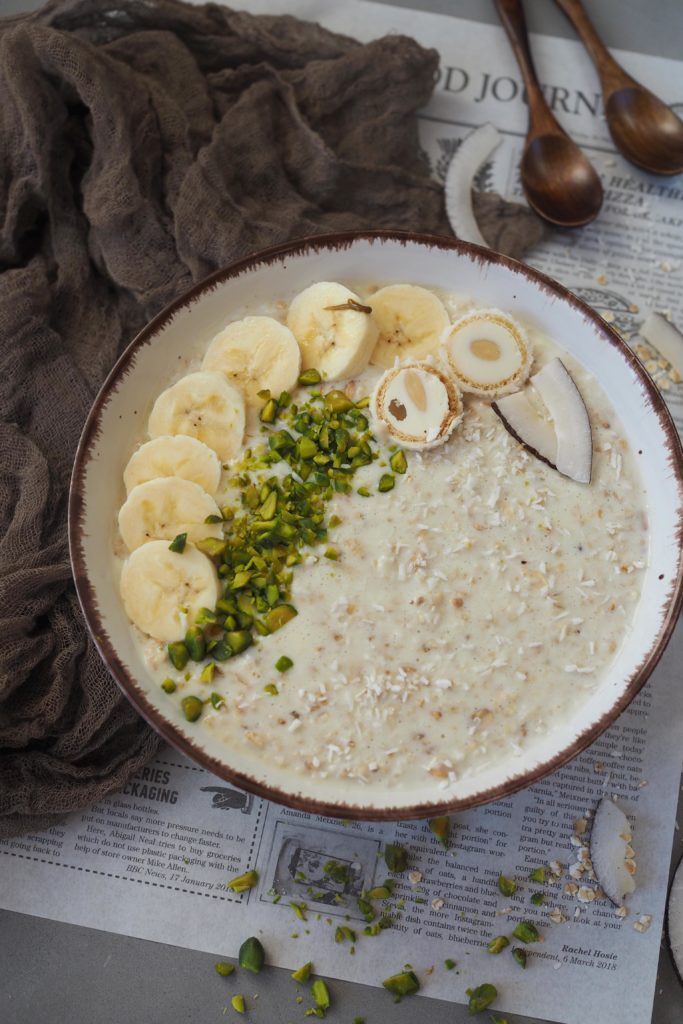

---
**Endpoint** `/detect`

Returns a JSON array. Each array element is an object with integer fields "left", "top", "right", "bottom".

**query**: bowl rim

[{"left": 69, "top": 229, "right": 683, "bottom": 820}]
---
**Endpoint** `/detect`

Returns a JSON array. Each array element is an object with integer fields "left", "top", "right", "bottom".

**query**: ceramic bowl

[{"left": 69, "top": 232, "right": 683, "bottom": 819}]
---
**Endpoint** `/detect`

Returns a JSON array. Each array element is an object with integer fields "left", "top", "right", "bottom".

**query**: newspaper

[{"left": 2, "top": 5, "right": 682, "bottom": 1023}]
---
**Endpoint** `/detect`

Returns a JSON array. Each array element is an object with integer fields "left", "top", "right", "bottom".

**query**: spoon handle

[
  {"left": 493, "top": 0, "right": 560, "bottom": 136},
  {"left": 553, "top": 0, "right": 634, "bottom": 96}
]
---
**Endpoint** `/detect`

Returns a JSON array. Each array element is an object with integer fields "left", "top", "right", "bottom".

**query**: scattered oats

[
  {"left": 633, "top": 915, "right": 652, "bottom": 933},
  {"left": 569, "top": 863, "right": 585, "bottom": 880},
  {"left": 564, "top": 883, "right": 579, "bottom": 896},
  {"left": 549, "top": 907, "right": 568, "bottom": 923},
  {"left": 549, "top": 860, "right": 563, "bottom": 878},
  {"left": 602, "top": 310, "right": 616, "bottom": 323},
  {"left": 431, "top": 898, "right": 445, "bottom": 911},
  {"left": 594, "top": 762, "right": 606, "bottom": 773},
  {"left": 660, "top": 260, "right": 674, "bottom": 272},
  {"left": 597, "top": 274, "right": 608, "bottom": 285},
  {"left": 577, "top": 886, "right": 598, "bottom": 903},
  {"left": 574, "top": 818, "right": 588, "bottom": 835},
  {"left": 496, "top": 906, "right": 512, "bottom": 916},
  {"left": 408, "top": 871, "right": 423, "bottom": 885},
  {"left": 616, "top": 906, "right": 628, "bottom": 918}
]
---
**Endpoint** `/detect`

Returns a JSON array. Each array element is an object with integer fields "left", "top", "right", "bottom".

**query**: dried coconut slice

[
  {"left": 371, "top": 362, "right": 463, "bottom": 451},
  {"left": 667, "top": 853, "right": 683, "bottom": 986},
  {"left": 590, "top": 797, "right": 636, "bottom": 907},
  {"left": 638, "top": 311, "right": 683, "bottom": 377},
  {"left": 444, "top": 308, "right": 532, "bottom": 397},
  {"left": 493, "top": 358, "right": 592, "bottom": 484},
  {"left": 444, "top": 123, "right": 501, "bottom": 247}
]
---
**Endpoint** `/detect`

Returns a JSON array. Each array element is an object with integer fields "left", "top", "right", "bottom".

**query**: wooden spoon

[
  {"left": 554, "top": 0, "right": 683, "bottom": 175},
  {"left": 494, "top": 0, "right": 603, "bottom": 227}
]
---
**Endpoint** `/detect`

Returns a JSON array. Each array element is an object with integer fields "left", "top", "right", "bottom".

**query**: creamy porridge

[{"left": 114, "top": 282, "right": 648, "bottom": 794}]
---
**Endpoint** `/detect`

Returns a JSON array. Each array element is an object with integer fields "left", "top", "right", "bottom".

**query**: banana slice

[
  {"left": 369, "top": 284, "right": 450, "bottom": 368},
  {"left": 118, "top": 477, "right": 223, "bottom": 552},
  {"left": 123, "top": 435, "right": 221, "bottom": 496},
  {"left": 120, "top": 540, "right": 220, "bottom": 642},
  {"left": 202, "top": 316, "right": 301, "bottom": 407},
  {"left": 371, "top": 362, "right": 463, "bottom": 450},
  {"left": 148, "top": 371, "right": 245, "bottom": 463},
  {"left": 444, "top": 308, "right": 532, "bottom": 397},
  {"left": 286, "top": 282, "right": 378, "bottom": 380}
]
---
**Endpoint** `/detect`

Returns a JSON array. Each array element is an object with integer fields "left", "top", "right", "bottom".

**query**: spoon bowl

[
  {"left": 555, "top": 0, "right": 683, "bottom": 176},
  {"left": 494, "top": 0, "right": 603, "bottom": 228},
  {"left": 606, "top": 87, "right": 683, "bottom": 176},
  {"left": 522, "top": 133, "right": 604, "bottom": 227}
]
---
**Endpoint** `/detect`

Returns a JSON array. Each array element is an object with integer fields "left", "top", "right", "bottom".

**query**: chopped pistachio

[
  {"left": 444, "top": 958, "right": 456, "bottom": 970},
  {"left": 264, "top": 604, "right": 297, "bottom": 632},
  {"left": 168, "top": 532, "right": 187, "bottom": 553},
  {"left": 512, "top": 920, "right": 541, "bottom": 943},
  {"left": 168, "top": 641, "right": 189, "bottom": 671},
  {"left": 195, "top": 537, "right": 228, "bottom": 558},
  {"left": 225, "top": 630, "right": 252, "bottom": 654},
  {"left": 382, "top": 971, "right": 420, "bottom": 999},
  {"left": 487, "top": 935, "right": 509, "bottom": 954},
  {"left": 184, "top": 626, "right": 206, "bottom": 662},
  {"left": 530, "top": 892, "right": 545, "bottom": 906},
  {"left": 384, "top": 843, "right": 408, "bottom": 873},
  {"left": 263, "top": 683, "right": 279, "bottom": 696},
  {"left": 227, "top": 869, "right": 259, "bottom": 893},
  {"left": 210, "top": 692, "right": 225, "bottom": 709},
  {"left": 214, "top": 961, "right": 235, "bottom": 977},
  {"left": 335, "top": 926, "right": 356, "bottom": 943},
  {"left": 378, "top": 473, "right": 395, "bottom": 492},
  {"left": 204, "top": 513, "right": 223, "bottom": 524},
  {"left": 367, "top": 885, "right": 392, "bottom": 900},
  {"left": 324, "top": 547, "right": 339, "bottom": 560},
  {"left": 511, "top": 947, "right": 528, "bottom": 968},
  {"left": 497, "top": 874, "right": 517, "bottom": 897},
  {"left": 260, "top": 398, "right": 279, "bottom": 423},
  {"left": 181, "top": 696, "right": 203, "bottom": 722},
  {"left": 275, "top": 655, "right": 293, "bottom": 673},
  {"left": 161, "top": 678, "right": 176, "bottom": 694},
  {"left": 324, "top": 390, "right": 354, "bottom": 413},
  {"left": 299, "top": 369, "right": 322, "bottom": 386},
  {"left": 200, "top": 662, "right": 215, "bottom": 684},
  {"left": 291, "top": 962, "right": 312, "bottom": 983},
  {"left": 311, "top": 979, "right": 331, "bottom": 1010},
  {"left": 238, "top": 936, "right": 265, "bottom": 973},
  {"left": 529, "top": 866, "right": 546, "bottom": 883},
  {"left": 490, "top": 1016, "right": 510, "bottom": 1024},
  {"left": 428, "top": 816, "right": 450, "bottom": 848},
  {"left": 357, "top": 486, "right": 371, "bottom": 497},
  {"left": 389, "top": 450, "right": 408, "bottom": 474},
  {"left": 290, "top": 901, "right": 307, "bottom": 921},
  {"left": 466, "top": 983, "right": 498, "bottom": 1014},
  {"left": 230, "top": 994, "right": 246, "bottom": 1014}
]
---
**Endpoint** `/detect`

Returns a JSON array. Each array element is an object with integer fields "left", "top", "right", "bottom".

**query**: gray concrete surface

[{"left": 1, "top": 1, "right": 682, "bottom": 1022}]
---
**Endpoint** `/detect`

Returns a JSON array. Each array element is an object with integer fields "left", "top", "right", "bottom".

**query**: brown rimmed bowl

[{"left": 69, "top": 231, "right": 683, "bottom": 820}]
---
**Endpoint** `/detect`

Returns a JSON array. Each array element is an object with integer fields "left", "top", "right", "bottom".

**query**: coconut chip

[
  {"left": 667, "top": 853, "right": 683, "bottom": 983},
  {"left": 445, "top": 124, "right": 501, "bottom": 248},
  {"left": 638, "top": 312, "right": 683, "bottom": 377},
  {"left": 590, "top": 797, "right": 636, "bottom": 906}
]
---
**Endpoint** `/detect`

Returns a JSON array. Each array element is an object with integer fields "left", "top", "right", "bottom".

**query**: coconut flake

[
  {"left": 590, "top": 797, "right": 636, "bottom": 906},
  {"left": 444, "top": 124, "right": 501, "bottom": 248},
  {"left": 638, "top": 311, "right": 683, "bottom": 376},
  {"left": 667, "top": 853, "right": 683, "bottom": 984}
]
